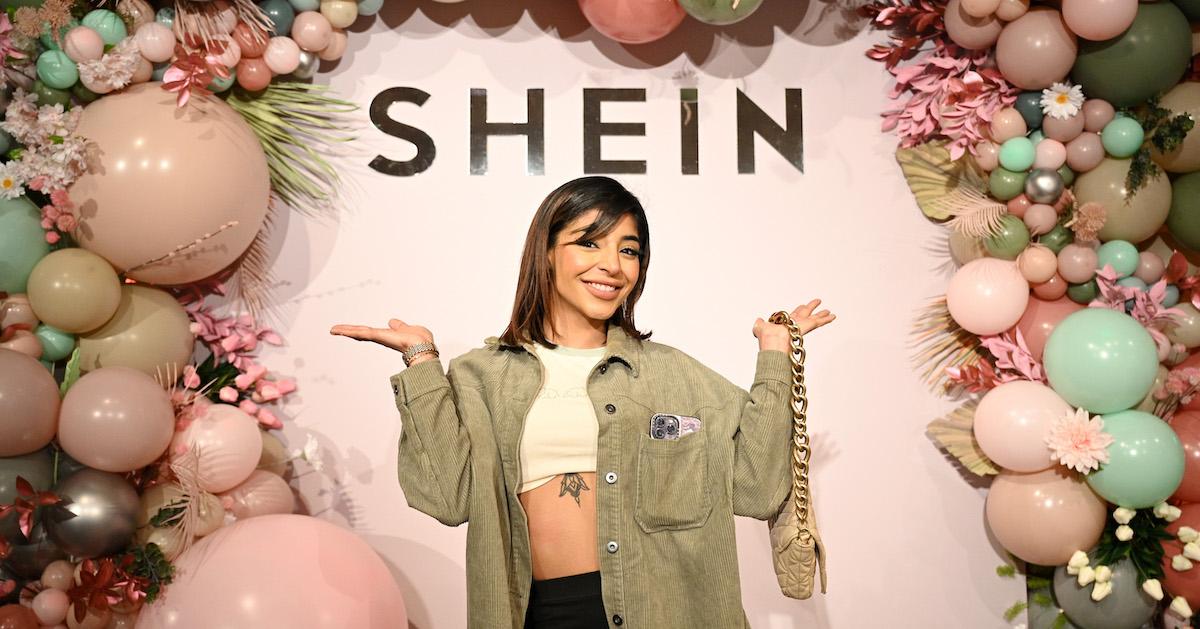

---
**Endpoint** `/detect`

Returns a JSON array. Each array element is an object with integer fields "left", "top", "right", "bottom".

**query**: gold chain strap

[{"left": 769, "top": 310, "right": 810, "bottom": 534}]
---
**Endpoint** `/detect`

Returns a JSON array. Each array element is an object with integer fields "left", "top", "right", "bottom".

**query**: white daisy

[
  {"left": 1041, "top": 82, "right": 1085, "bottom": 120},
  {"left": 0, "top": 162, "right": 25, "bottom": 199}
]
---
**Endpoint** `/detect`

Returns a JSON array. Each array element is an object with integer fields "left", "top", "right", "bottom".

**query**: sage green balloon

[
  {"left": 984, "top": 214, "right": 1031, "bottom": 260},
  {"left": 1067, "top": 279, "right": 1098, "bottom": 304},
  {"left": 0, "top": 197, "right": 50, "bottom": 293},
  {"left": 1087, "top": 410, "right": 1184, "bottom": 507},
  {"left": 71, "top": 82, "right": 98, "bottom": 104},
  {"left": 33, "top": 324, "right": 74, "bottom": 362},
  {"left": 1167, "top": 172, "right": 1200, "bottom": 251},
  {"left": 36, "top": 50, "right": 78, "bottom": 90},
  {"left": 1015, "top": 92, "right": 1043, "bottom": 130},
  {"left": 989, "top": 167, "right": 1027, "bottom": 201},
  {"left": 81, "top": 9, "right": 127, "bottom": 46},
  {"left": 679, "top": 0, "right": 764, "bottom": 24},
  {"left": 1070, "top": 2, "right": 1192, "bottom": 108},
  {"left": 1052, "top": 553, "right": 1157, "bottom": 629},
  {"left": 1172, "top": 0, "right": 1200, "bottom": 20},
  {"left": 1044, "top": 308, "right": 1159, "bottom": 413},
  {"left": 1056, "top": 164, "right": 1074, "bottom": 187},
  {"left": 1039, "top": 225, "right": 1072, "bottom": 254},
  {"left": 31, "top": 80, "right": 70, "bottom": 108}
]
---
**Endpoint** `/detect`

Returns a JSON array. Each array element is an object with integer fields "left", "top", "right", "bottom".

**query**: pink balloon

[
  {"left": 1032, "top": 272, "right": 1069, "bottom": 300},
  {"left": 962, "top": 0, "right": 1002, "bottom": 17},
  {"left": 945, "top": 0, "right": 1003, "bottom": 50},
  {"left": 235, "top": 57, "right": 272, "bottom": 91},
  {"left": 1082, "top": 99, "right": 1115, "bottom": 132},
  {"left": 985, "top": 467, "right": 1107, "bottom": 565},
  {"left": 131, "top": 57, "right": 153, "bottom": 84},
  {"left": 1015, "top": 295, "right": 1085, "bottom": 360},
  {"left": 990, "top": 107, "right": 1028, "bottom": 143},
  {"left": 63, "top": 26, "right": 104, "bottom": 63},
  {"left": 317, "top": 28, "right": 347, "bottom": 61},
  {"left": 946, "top": 258, "right": 1031, "bottom": 335},
  {"left": 1018, "top": 244, "right": 1058, "bottom": 283},
  {"left": 135, "top": 515, "right": 407, "bottom": 629},
  {"left": 263, "top": 37, "right": 300, "bottom": 75},
  {"left": 1057, "top": 243, "right": 1099, "bottom": 283},
  {"left": 1062, "top": 0, "right": 1137, "bottom": 40},
  {"left": 170, "top": 404, "right": 263, "bottom": 493},
  {"left": 995, "top": 0, "right": 1029, "bottom": 20},
  {"left": 213, "top": 38, "right": 242, "bottom": 68},
  {"left": 291, "top": 11, "right": 333, "bottom": 52},
  {"left": 1170, "top": 411, "right": 1200, "bottom": 503},
  {"left": 0, "top": 328, "right": 42, "bottom": 358},
  {"left": 1066, "top": 131, "right": 1105, "bottom": 172},
  {"left": 1007, "top": 193, "right": 1032, "bottom": 218},
  {"left": 32, "top": 589, "right": 69, "bottom": 625},
  {"left": 0, "top": 348, "right": 59, "bottom": 457},
  {"left": 1042, "top": 110, "right": 1085, "bottom": 143},
  {"left": 0, "top": 294, "right": 38, "bottom": 330},
  {"left": 578, "top": 0, "right": 687, "bottom": 45},
  {"left": 1034, "top": 139, "right": 1067, "bottom": 170},
  {"left": 975, "top": 140, "right": 1000, "bottom": 171},
  {"left": 975, "top": 381, "right": 1069, "bottom": 471},
  {"left": 1135, "top": 251, "right": 1166, "bottom": 284},
  {"left": 1023, "top": 203, "right": 1058, "bottom": 236},
  {"left": 58, "top": 366, "right": 175, "bottom": 473},
  {"left": 232, "top": 23, "right": 268, "bottom": 58},
  {"left": 134, "top": 23, "right": 175, "bottom": 63},
  {"left": 995, "top": 8, "right": 1078, "bottom": 90},
  {"left": 219, "top": 470, "right": 295, "bottom": 519}
]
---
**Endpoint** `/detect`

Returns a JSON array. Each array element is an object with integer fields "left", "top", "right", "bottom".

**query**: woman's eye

[{"left": 622, "top": 248, "right": 641, "bottom": 257}]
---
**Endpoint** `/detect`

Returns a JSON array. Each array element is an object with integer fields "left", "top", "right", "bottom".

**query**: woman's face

[{"left": 549, "top": 209, "right": 642, "bottom": 327}]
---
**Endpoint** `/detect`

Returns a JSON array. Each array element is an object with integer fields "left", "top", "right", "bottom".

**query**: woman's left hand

[{"left": 753, "top": 299, "right": 836, "bottom": 351}]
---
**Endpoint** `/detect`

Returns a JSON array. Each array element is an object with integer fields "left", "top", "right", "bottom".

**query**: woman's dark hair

[{"left": 499, "top": 176, "right": 652, "bottom": 348}]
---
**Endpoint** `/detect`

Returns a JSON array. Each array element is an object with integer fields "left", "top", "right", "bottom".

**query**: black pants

[{"left": 523, "top": 571, "right": 608, "bottom": 629}]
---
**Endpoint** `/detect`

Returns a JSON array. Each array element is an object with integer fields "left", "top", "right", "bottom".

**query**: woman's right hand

[{"left": 329, "top": 318, "right": 434, "bottom": 356}]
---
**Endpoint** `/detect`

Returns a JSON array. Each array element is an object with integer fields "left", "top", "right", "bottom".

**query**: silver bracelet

[{"left": 402, "top": 342, "right": 438, "bottom": 367}]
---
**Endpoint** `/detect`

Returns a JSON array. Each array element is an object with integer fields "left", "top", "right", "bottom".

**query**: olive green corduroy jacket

[{"left": 390, "top": 323, "right": 795, "bottom": 629}]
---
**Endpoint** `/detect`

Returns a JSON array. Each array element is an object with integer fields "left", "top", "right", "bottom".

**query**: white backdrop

[{"left": 248, "top": 2, "right": 1024, "bottom": 627}]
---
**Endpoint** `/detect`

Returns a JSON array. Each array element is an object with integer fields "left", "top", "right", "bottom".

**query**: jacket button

[
  {"left": 606, "top": 540, "right": 618, "bottom": 553},
  {"left": 605, "top": 403, "right": 616, "bottom": 414},
  {"left": 599, "top": 364, "right": 608, "bottom": 374},
  {"left": 391, "top": 384, "right": 399, "bottom": 395},
  {"left": 612, "top": 614, "right": 623, "bottom": 626},
  {"left": 605, "top": 471, "right": 617, "bottom": 484}
]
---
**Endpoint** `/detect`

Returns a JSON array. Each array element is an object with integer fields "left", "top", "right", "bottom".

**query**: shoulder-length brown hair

[{"left": 499, "top": 176, "right": 652, "bottom": 349}]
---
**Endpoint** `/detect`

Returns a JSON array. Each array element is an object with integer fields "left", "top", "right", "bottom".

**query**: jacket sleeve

[
  {"left": 730, "top": 349, "right": 796, "bottom": 520},
  {"left": 390, "top": 354, "right": 483, "bottom": 526}
]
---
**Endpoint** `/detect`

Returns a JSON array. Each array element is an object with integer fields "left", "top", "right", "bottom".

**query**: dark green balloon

[
  {"left": 1172, "top": 0, "right": 1200, "bottom": 20},
  {"left": 71, "top": 82, "right": 99, "bottom": 104},
  {"left": 1039, "top": 225, "right": 1072, "bottom": 254},
  {"left": 31, "top": 80, "right": 71, "bottom": 108},
  {"left": 1015, "top": 92, "right": 1044, "bottom": 130},
  {"left": 1057, "top": 164, "right": 1075, "bottom": 187},
  {"left": 1167, "top": 172, "right": 1200, "bottom": 251},
  {"left": 679, "top": 0, "right": 764, "bottom": 24},
  {"left": 985, "top": 214, "right": 1031, "bottom": 260},
  {"left": 1071, "top": 2, "right": 1192, "bottom": 108},
  {"left": 258, "top": 0, "right": 295, "bottom": 35},
  {"left": 989, "top": 167, "right": 1027, "bottom": 201},
  {"left": 1068, "top": 279, "right": 1100, "bottom": 304}
]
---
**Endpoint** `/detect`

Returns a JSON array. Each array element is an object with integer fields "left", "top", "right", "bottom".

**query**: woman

[{"left": 330, "top": 176, "right": 835, "bottom": 629}]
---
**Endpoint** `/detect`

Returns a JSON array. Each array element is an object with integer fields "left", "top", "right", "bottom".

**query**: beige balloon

[
  {"left": 1074, "top": 157, "right": 1172, "bottom": 243},
  {"left": 25, "top": 248, "right": 122, "bottom": 333},
  {"left": 77, "top": 283, "right": 194, "bottom": 381},
  {"left": 1168, "top": 302, "right": 1200, "bottom": 349},
  {"left": 1151, "top": 82, "right": 1200, "bottom": 173},
  {"left": 70, "top": 82, "right": 269, "bottom": 286},
  {"left": 218, "top": 469, "right": 295, "bottom": 519},
  {"left": 1136, "top": 364, "right": 1170, "bottom": 413},
  {"left": 259, "top": 429, "right": 293, "bottom": 478},
  {"left": 1145, "top": 233, "right": 1200, "bottom": 274},
  {"left": 192, "top": 491, "right": 226, "bottom": 537}
]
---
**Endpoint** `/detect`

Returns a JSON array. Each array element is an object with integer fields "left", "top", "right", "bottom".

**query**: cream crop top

[{"left": 517, "top": 342, "right": 606, "bottom": 494}]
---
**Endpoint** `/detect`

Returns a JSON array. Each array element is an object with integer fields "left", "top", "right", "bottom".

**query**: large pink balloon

[
  {"left": 134, "top": 514, "right": 407, "bottom": 629},
  {"left": 218, "top": 470, "right": 295, "bottom": 519},
  {"left": 985, "top": 467, "right": 1107, "bottom": 565},
  {"left": 995, "top": 8, "right": 1078, "bottom": 90},
  {"left": 945, "top": 0, "right": 1003, "bottom": 50},
  {"left": 170, "top": 404, "right": 263, "bottom": 493},
  {"left": 58, "top": 366, "right": 175, "bottom": 472},
  {"left": 946, "top": 258, "right": 1031, "bottom": 335},
  {"left": 974, "top": 381, "right": 1070, "bottom": 471},
  {"left": 578, "top": 0, "right": 687, "bottom": 44},
  {"left": 70, "top": 83, "right": 269, "bottom": 286},
  {"left": 1062, "top": 0, "right": 1137, "bottom": 41},
  {"left": 0, "top": 348, "right": 59, "bottom": 456},
  {"left": 1015, "top": 295, "right": 1086, "bottom": 361}
]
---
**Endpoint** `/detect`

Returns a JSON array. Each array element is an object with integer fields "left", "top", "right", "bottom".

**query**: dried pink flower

[{"left": 1046, "top": 408, "right": 1114, "bottom": 474}]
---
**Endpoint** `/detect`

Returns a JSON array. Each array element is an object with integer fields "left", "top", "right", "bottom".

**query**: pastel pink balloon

[
  {"left": 32, "top": 588, "right": 69, "bottom": 625},
  {"left": 170, "top": 403, "right": 263, "bottom": 493},
  {"left": 317, "top": 28, "right": 347, "bottom": 61},
  {"left": 975, "top": 140, "right": 1001, "bottom": 171},
  {"left": 0, "top": 328, "right": 42, "bottom": 358},
  {"left": 41, "top": 560, "right": 74, "bottom": 591},
  {"left": 991, "top": 107, "right": 1028, "bottom": 143},
  {"left": 214, "top": 38, "right": 242, "bottom": 68},
  {"left": 130, "top": 57, "right": 153, "bottom": 84},
  {"left": 945, "top": 0, "right": 1003, "bottom": 50},
  {"left": 291, "top": 11, "right": 333, "bottom": 52},
  {"left": 994, "top": 8, "right": 1078, "bottom": 90},
  {"left": 1007, "top": 193, "right": 1032, "bottom": 218},
  {"left": 1016, "top": 295, "right": 1085, "bottom": 360},
  {"left": 1057, "top": 243, "right": 1099, "bottom": 283},
  {"left": 63, "top": 26, "right": 104, "bottom": 63},
  {"left": 1135, "top": 251, "right": 1166, "bottom": 284},
  {"left": 1082, "top": 99, "right": 1115, "bottom": 132},
  {"left": 1062, "top": 0, "right": 1137, "bottom": 40},
  {"left": 962, "top": 0, "right": 1002, "bottom": 17},
  {"left": 134, "top": 22, "right": 175, "bottom": 63},
  {"left": 263, "top": 37, "right": 300, "bottom": 74},
  {"left": 1066, "top": 132, "right": 1105, "bottom": 172},
  {"left": 1042, "top": 110, "right": 1085, "bottom": 143},
  {"left": 135, "top": 514, "right": 407, "bottom": 629},
  {"left": 578, "top": 0, "right": 687, "bottom": 45},
  {"left": 986, "top": 467, "right": 1107, "bottom": 565},
  {"left": 1033, "top": 272, "right": 1069, "bottom": 300},
  {"left": 233, "top": 22, "right": 269, "bottom": 58},
  {"left": 1023, "top": 203, "right": 1058, "bottom": 236},
  {"left": 1034, "top": 139, "right": 1067, "bottom": 170},
  {"left": 58, "top": 366, "right": 175, "bottom": 473},
  {"left": 235, "top": 57, "right": 272, "bottom": 91},
  {"left": 975, "top": 381, "right": 1069, "bottom": 471},
  {"left": 946, "top": 258, "right": 1031, "bottom": 335},
  {"left": 995, "top": 0, "right": 1029, "bottom": 20},
  {"left": 1018, "top": 245, "right": 1058, "bottom": 283},
  {"left": 0, "top": 294, "right": 38, "bottom": 329},
  {"left": 219, "top": 470, "right": 295, "bottom": 519},
  {"left": 0, "top": 348, "right": 60, "bottom": 457}
]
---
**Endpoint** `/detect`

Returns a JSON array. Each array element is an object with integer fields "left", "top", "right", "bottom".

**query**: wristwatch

[{"left": 402, "top": 342, "right": 439, "bottom": 367}]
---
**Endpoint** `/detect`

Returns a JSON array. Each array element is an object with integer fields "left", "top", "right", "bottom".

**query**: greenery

[
  {"left": 1126, "top": 98, "right": 1196, "bottom": 198},
  {"left": 193, "top": 350, "right": 242, "bottom": 403},
  {"left": 1093, "top": 508, "right": 1172, "bottom": 582},
  {"left": 149, "top": 500, "right": 187, "bottom": 528},
  {"left": 127, "top": 543, "right": 175, "bottom": 603}
]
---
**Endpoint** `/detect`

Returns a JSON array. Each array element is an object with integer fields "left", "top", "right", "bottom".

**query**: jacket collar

[{"left": 484, "top": 324, "right": 641, "bottom": 377}]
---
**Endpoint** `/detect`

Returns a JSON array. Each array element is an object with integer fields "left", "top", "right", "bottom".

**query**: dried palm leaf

[
  {"left": 939, "top": 187, "right": 1008, "bottom": 240},
  {"left": 896, "top": 140, "right": 1000, "bottom": 237},
  {"left": 909, "top": 296, "right": 983, "bottom": 392},
  {"left": 227, "top": 200, "right": 279, "bottom": 327},
  {"left": 926, "top": 399, "right": 999, "bottom": 476},
  {"left": 174, "top": 0, "right": 272, "bottom": 52}
]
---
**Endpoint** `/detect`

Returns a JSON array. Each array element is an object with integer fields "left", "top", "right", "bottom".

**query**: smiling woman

[{"left": 329, "top": 175, "right": 835, "bottom": 629}]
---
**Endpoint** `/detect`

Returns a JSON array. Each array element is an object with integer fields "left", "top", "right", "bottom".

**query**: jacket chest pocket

[{"left": 634, "top": 429, "right": 713, "bottom": 533}]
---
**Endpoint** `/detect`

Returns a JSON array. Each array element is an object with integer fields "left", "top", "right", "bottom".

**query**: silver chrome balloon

[
  {"left": 44, "top": 468, "right": 139, "bottom": 559},
  {"left": 1025, "top": 167, "right": 1065, "bottom": 204},
  {"left": 292, "top": 51, "right": 319, "bottom": 80}
]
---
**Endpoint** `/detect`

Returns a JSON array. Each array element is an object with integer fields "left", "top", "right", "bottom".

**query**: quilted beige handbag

[{"left": 766, "top": 311, "right": 827, "bottom": 599}]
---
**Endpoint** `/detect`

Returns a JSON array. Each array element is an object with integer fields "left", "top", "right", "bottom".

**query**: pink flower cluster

[
  {"left": 1090, "top": 264, "right": 1186, "bottom": 359},
  {"left": 38, "top": 188, "right": 77, "bottom": 244},
  {"left": 945, "top": 328, "right": 1046, "bottom": 392}
]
